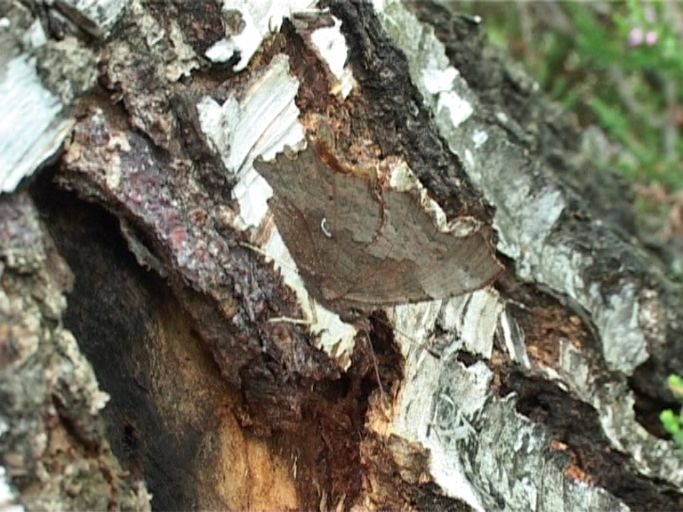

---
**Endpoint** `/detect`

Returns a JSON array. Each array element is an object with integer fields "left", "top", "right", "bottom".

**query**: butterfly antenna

[
  {"left": 364, "top": 333, "right": 386, "bottom": 404},
  {"left": 267, "top": 316, "right": 312, "bottom": 325}
]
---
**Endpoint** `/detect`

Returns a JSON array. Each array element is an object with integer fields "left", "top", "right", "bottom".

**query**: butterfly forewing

[{"left": 254, "top": 144, "right": 503, "bottom": 316}]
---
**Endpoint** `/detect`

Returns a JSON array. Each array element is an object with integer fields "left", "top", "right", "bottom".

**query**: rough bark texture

[
  {"left": 0, "top": 192, "right": 151, "bottom": 510},
  {"left": 1, "top": 0, "right": 682, "bottom": 510}
]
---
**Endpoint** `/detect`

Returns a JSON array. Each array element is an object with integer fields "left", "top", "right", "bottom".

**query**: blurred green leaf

[
  {"left": 662, "top": 409, "right": 679, "bottom": 431},
  {"left": 461, "top": 0, "right": 683, "bottom": 191},
  {"left": 668, "top": 374, "right": 683, "bottom": 399}
]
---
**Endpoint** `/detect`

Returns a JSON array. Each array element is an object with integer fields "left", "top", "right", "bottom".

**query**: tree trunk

[{"left": 1, "top": 0, "right": 682, "bottom": 510}]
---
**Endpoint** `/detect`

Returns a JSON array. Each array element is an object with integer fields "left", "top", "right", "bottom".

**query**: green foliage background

[
  {"left": 460, "top": 0, "right": 683, "bottom": 190},
  {"left": 457, "top": 0, "right": 683, "bottom": 451}
]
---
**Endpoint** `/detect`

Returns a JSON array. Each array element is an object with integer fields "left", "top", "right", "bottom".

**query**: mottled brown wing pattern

[
  {"left": 266, "top": 198, "right": 325, "bottom": 285},
  {"left": 254, "top": 144, "right": 502, "bottom": 316},
  {"left": 382, "top": 190, "right": 502, "bottom": 298}
]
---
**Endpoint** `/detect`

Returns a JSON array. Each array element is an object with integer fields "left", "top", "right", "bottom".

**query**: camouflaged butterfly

[{"left": 254, "top": 141, "right": 502, "bottom": 321}]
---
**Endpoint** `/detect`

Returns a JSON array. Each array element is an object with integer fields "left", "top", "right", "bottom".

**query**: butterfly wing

[{"left": 254, "top": 145, "right": 502, "bottom": 315}]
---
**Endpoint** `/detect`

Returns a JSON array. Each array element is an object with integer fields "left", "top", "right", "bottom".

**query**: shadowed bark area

[
  {"left": 33, "top": 175, "right": 367, "bottom": 510},
  {"left": 1, "top": 0, "right": 682, "bottom": 510},
  {"left": 32, "top": 179, "right": 227, "bottom": 509}
]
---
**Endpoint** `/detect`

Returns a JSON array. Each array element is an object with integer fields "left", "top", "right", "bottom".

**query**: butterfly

[{"left": 253, "top": 140, "right": 503, "bottom": 324}]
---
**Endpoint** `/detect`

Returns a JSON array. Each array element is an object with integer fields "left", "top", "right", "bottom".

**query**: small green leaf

[
  {"left": 667, "top": 375, "right": 683, "bottom": 399},
  {"left": 661, "top": 409, "right": 680, "bottom": 434}
]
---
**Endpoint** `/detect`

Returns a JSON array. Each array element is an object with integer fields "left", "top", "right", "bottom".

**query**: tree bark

[{"left": 1, "top": 0, "right": 682, "bottom": 510}]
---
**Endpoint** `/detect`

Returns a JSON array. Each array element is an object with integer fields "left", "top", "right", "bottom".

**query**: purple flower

[
  {"left": 629, "top": 26, "right": 644, "bottom": 47},
  {"left": 645, "top": 30, "right": 658, "bottom": 46}
]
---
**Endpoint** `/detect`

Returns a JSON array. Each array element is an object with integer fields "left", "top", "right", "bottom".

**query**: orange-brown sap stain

[
  {"left": 149, "top": 298, "right": 301, "bottom": 510},
  {"left": 520, "top": 305, "right": 590, "bottom": 368},
  {"left": 209, "top": 417, "right": 299, "bottom": 510},
  {"left": 549, "top": 440, "right": 593, "bottom": 484}
]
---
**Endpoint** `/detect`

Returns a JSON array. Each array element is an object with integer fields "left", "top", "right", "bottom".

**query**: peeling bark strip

[{"left": 1, "top": 0, "right": 682, "bottom": 510}]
